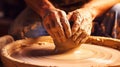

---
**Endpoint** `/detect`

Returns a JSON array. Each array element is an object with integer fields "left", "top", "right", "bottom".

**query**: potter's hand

[
  {"left": 68, "top": 8, "right": 93, "bottom": 45},
  {"left": 43, "top": 9, "right": 71, "bottom": 43}
]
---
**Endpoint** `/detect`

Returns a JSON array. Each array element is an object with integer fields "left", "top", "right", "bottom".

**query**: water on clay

[{"left": 10, "top": 43, "right": 120, "bottom": 67}]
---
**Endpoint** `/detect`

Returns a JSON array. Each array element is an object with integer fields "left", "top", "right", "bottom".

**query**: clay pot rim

[
  {"left": 1, "top": 36, "right": 54, "bottom": 66},
  {"left": 1, "top": 36, "right": 120, "bottom": 67}
]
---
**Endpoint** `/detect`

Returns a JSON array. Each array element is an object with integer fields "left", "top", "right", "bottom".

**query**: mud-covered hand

[
  {"left": 43, "top": 8, "right": 71, "bottom": 43},
  {"left": 67, "top": 8, "right": 93, "bottom": 45}
]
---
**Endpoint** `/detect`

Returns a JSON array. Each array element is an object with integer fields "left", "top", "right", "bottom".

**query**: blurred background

[{"left": 0, "top": 0, "right": 26, "bottom": 36}]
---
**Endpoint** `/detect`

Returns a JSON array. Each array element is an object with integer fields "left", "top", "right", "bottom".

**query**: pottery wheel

[{"left": 10, "top": 42, "right": 120, "bottom": 67}]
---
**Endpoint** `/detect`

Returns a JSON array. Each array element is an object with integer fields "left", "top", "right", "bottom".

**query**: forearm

[
  {"left": 82, "top": 0, "right": 120, "bottom": 18},
  {"left": 24, "top": 0, "right": 55, "bottom": 18}
]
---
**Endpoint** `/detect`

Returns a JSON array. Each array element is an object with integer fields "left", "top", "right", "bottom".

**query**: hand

[
  {"left": 43, "top": 8, "right": 71, "bottom": 43},
  {"left": 67, "top": 8, "right": 93, "bottom": 45}
]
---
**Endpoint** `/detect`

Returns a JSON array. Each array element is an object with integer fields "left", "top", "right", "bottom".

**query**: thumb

[
  {"left": 67, "top": 12, "right": 73, "bottom": 21},
  {"left": 67, "top": 12, "right": 74, "bottom": 28}
]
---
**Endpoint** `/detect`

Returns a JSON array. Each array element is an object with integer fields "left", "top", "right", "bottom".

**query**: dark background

[
  {"left": 0, "top": 0, "right": 26, "bottom": 36},
  {"left": 0, "top": 1, "right": 26, "bottom": 66}
]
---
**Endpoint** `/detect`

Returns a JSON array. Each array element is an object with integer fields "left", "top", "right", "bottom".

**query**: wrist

[
  {"left": 81, "top": 3, "right": 98, "bottom": 19},
  {"left": 77, "top": 8, "right": 96, "bottom": 20},
  {"left": 86, "top": 7, "right": 97, "bottom": 19}
]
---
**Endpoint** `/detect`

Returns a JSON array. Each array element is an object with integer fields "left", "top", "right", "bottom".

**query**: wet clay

[{"left": 1, "top": 36, "right": 120, "bottom": 67}]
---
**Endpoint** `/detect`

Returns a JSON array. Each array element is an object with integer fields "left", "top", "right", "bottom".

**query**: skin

[
  {"left": 25, "top": 0, "right": 71, "bottom": 43},
  {"left": 67, "top": 8, "right": 93, "bottom": 45},
  {"left": 24, "top": 0, "right": 120, "bottom": 46},
  {"left": 42, "top": 9, "right": 71, "bottom": 43}
]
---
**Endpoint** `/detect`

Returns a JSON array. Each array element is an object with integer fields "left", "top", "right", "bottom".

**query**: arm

[
  {"left": 82, "top": 0, "right": 120, "bottom": 18},
  {"left": 24, "top": 0, "right": 72, "bottom": 43},
  {"left": 68, "top": 0, "right": 120, "bottom": 45},
  {"left": 24, "top": 0, "right": 55, "bottom": 18}
]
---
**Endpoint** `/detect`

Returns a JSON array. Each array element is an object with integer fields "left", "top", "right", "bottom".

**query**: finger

[
  {"left": 67, "top": 12, "right": 74, "bottom": 28},
  {"left": 75, "top": 32, "right": 88, "bottom": 45},
  {"left": 53, "top": 31, "right": 61, "bottom": 43},
  {"left": 79, "top": 36, "right": 89, "bottom": 45},
  {"left": 51, "top": 26, "right": 66, "bottom": 42},
  {"left": 42, "top": 12, "right": 62, "bottom": 42},
  {"left": 67, "top": 12, "right": 73, "bottom": 21},
  {"left": 56, "top": 27, "right": 67, "bottom": 42},
  {"left": 72, "top": 28, "right": 82, "bottom": 41},
  {"left": 71, "top": 20, "right": 80, "bottom": 35},
  {"left": 43, "top": 22, "right": 56, "bottom": 39},
  {"left": 59, "top": 11, "right": 72, "bottom": 38},
  {"left": 42, "top": 16, "right": 57, "bottom": 40},
  {"left": 49, "top": 21, "right": 61, "bottom": 42},
  {"left": 50, "top": 13, "right": 66, "bottom": 42},
  {"left": 70, "top": 12, "right": 83, "bottom": 35},
  {"left": 43, "top": 17, "right": 52, "bottom": 34},
  {"left": 61, "top": 18, "right": 72, "bottom": 38}
]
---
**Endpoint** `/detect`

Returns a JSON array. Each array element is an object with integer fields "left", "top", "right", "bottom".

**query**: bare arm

[
  {"left": 68, "top": 0, "right": 120, "bottom": 45},
  {"left": 82, "top": 0, "right": 120, "bottom": 18},
  {"left": 24, "top": 0, "right": 55, "bottom": 18},
  {"left": 24, "top": 0, "right": 72, "bottom": 43}
]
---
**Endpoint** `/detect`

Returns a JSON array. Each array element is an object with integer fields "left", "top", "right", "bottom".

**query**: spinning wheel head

[{"left": 1, "top": 36, "right": 120, "bottom": 67}]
